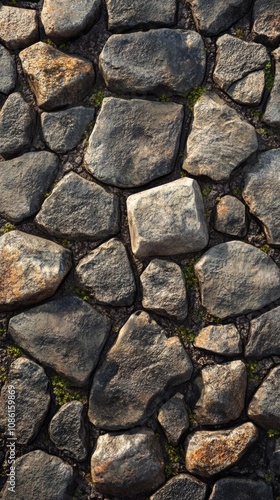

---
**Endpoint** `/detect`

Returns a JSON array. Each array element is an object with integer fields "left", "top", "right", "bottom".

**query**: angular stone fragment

[
  {"left": 195, "top": 241, "right": 280, "bottom": 318},
  {"left": 209, "top": 478, "right": 273, "bottom": 500},
  {"left": 0, "top": 5, "right": 39, "bottom": 50},
  {"left": 194, "top": 324, "right": 241, "bottom": 356},
  {"left": 253, "top": 0, "right": 280, "bottom": 45},
  {"left": 158, "top": 393, "right": 189, "bottom": 446},
  {"left": 36, "top": 172, "right": 120, "bottom": 240},
  {"left": 41, "top": 106, "right": 94, "bottom": 153},
  {"left": 183, "top": 92, "right": 258, "bottom": 181},
  {"left": 214, "top": 195, "right": 247, "bottom": 237},
  {"left": 91, "top": 429, "right": 165, "bottom": 496},
  {"left": 49, "top": 401, "right": 87, "bottom": 461},
  {"left": 84, "top": 98, "right": 184, "bottom": 188},
  {"left": 0, "top": 152, "right": 59, "bottom": 223},
  {"left": 0, "top": 231, "right": 71, "bottom": 311},
  {"left": 140, "top": 259, "right": 188, "bottom": 321},
  {"left": 20, "top": 42, "right": 95, "bottom": 110},
  {"left": 267, "top": 437, "right": 280, "bottom": 475},
  {"left": 75, "top": 239, "right": 135, "bottom": 306},
  {"left": 99, "top": 29, "right": 206, "bottom": 95},
  {"left": 0, "top": 44, "right": 16, "bottom": 95},
  {"left": 243, "top": 149, "right": 280, "bottom": 245},
  {"left": 88, "top": 311, "right": 193, "bottom": 429},
  {"left": 127, "top": 178, "right": 208, "bottom": 259},
  {"left": 106, "top": 0, "right": 176, "bottom": 32},
  {"left": 150, "top": 474, "right": 207, "bottom": 500},
  {"left": 0, "top": 92, "right": 35, "bottom": 157},
  {"left": 245, "top": 306, "right": 280, "bottom": 358},
  {"left": 227, "top": 71, "right": 265, "bottom": 106},
  {"left": 8, "top": 296, "right": 111, "bottom": 386},
  {"left": 263, "top": 48, "right": 280, "bottom": 128},
  {"left": 248, "top": 366, "right": 280, "bottom": 429},
  {"left": 185, "top": 423, "right": 258, "bottom": 477}
]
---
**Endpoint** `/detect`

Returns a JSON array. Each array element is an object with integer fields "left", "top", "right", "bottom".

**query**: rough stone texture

[
  {"left": 248, "top": 366, "right": 280, "bottom": 430},
  {"left": 99, "top": 29, "right": 206, "bottom": 95},
  {"left": 127, "top": 178, "right": 208, "bottom": 259},
  {"left": 35, "top": 172, "right": 120, "bottom": 240},
  {"left": 227, "top": 70, "right": 265, "bottom": 106},
  {"left": 245, "top": 306, "right": 280, "bottom": 358},
  {"left": 0, "top": 44, "right": 16, "bottom": 95},
  {"left": 0, "top": 92, "right": 35, "bottom": 158},
  {"left": 195, "top": 241, "right": 280, "bottom": 318},
  {"left": 214, "top": 195, "right": 247, "bottom": 237},
  {"left": 88, "top": 311, "right": 193, "bottom": 430},
  {"left": 150, "top": 474, "right": 207, "bottom": 500},
  {"left": 1, "top": 450, "right": 73, "bottom": 500},
  {"left": 209, "top": 478, "right": 273, "bottom": 500},
  {"left": 243, "top": 149, "right": 280, "bottom": 245},
  {"left": 49, "top": 401, "right": 87, "bottom": 461},
  {"left": 41, "top": 106, "right": 94, "bottom": 153},
  {"left": 0, "top": 152, "right": 59, "bottom": 223},
  {"left": 106, "top": 0, "right": 176, "bottom": 32},
  {"left": 252, "top": 0, "right": 280, "bottom": 45},
  {"left": 91, "top": 429, "right": 165, "bottom": 496},
  {"left": 267, "top": 438, "right": 280, "bottom": 475},
  {"left": 0, "top": 5, "right": 39, "bottom": 50},
  {"left": 193, "top": 361, "right": 247, "bottom": 425},
  {"left": 75, "top": 239, "right": 136, "bottom": 306},
  {"left": 193, "top": 324, "right": 242, "bottom": 356},
  {"left": 8, "top": 296, "right": 111, "bottom": 387},
  {"left": 140, "top": 259, "right": 188, "bottom": 321},
  {"left": 157, "top": 393, "right": 189, "bottom": 446},
  {"left": 0, "top": 231, "right": 72, "bottom": 311},
  {"left": 185, "top": 423, "right": 258, "bottom": 477},
  {"left": 19, "top": 42, "right": 95, "bottom": 110},
  {"left": 263, "top": 48, "right": 280, "bottom": 128},
  {"left": 41, "top": 0, "right": 101, "bottom": 43},
  {"left": 183, "top": 92, "right": 258, "bottom": 182},
  {"left": 84, "top": 98, "right": 184, "bottom": 188}
]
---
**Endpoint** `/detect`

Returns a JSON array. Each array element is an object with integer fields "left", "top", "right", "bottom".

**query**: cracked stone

[
  {"left": 0, "top": 5, "right": 39, "bottom": 50},
  {"left": 214, "top": 195, "right": 247, "bottom": 237},
  {"left": 157, "top": 393, "right": 189, "bottom": 446},
  {"left": 248, "top": 366, "right": 280, "bottom": 430},
  {"left": 105, "top": 0, "right": 176, "bottom": 32},
  {"left": 209, "top": 478, "right": 273, "bottom": 500},
  {"left": 252, "top": 0, "right": 280, "bottom": 45},
  {"left": 263, "top": 48, "right": 280, "bottom": 128},
  {"left": 150, "top": 474, "right": 207, "bottom": 500},
  {"left": 0, "top": 44, "right": 16, "bottom": 95},
  {"left": 193, "top": 324, "right": 242, "bottom": 356},
  {"left": 245, "top": 306, "right": 280, "bottom": 358}
]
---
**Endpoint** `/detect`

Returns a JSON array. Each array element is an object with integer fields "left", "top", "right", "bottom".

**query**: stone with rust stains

[{"left": 0, "top": 5, "right": 39, "bottom": 50}]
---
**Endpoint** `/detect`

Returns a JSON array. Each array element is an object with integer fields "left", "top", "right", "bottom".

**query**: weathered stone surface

[
  {"left": 99, "top": 29, "right": 206, "bottom": 95},
  {"left": 248, "top": 366, "right": 280, "bottom": 429},
  {"left": 209, "top": 478, "right": 273, "bottom": 500},
  {"left": 183, "top": 92, "right": 258, "bottom": 182},
  {"left": 185, "top": 423, "right": 258, "bottom": 477},
  {"left": 0, "top": 152, "right": 59, "bottom": 223},
  {"left": 245, "top": 306, "right": 280, "bottom": 358},
  {"left": 19, "top": 42, "right": 95, "bottom": 110},
  {"left": 0, "top": 92, "right": 35, "bottom": 157},
  {"left": 0, "top": 44, "right": 16, "bottom": 95},
  {"left": 243, "top": 149, "right": 280, "bottom": 245},
  {"left": 263, "top": 48, "right": 280, "bottom": 128},
  {"left": 91, "top": 429, "right": 165, "bottom": 496},
  {"left": 227, "top": 70, "right": 265, "bottom": 106},
  {"left": 214, "top": 195, "right": 247, "bottom": 237},
  {"left": 267, "top": 438, "right": 280, "bottom": 475},
  {"left": 41, "top": 0, "right": 101, "bottom": 43},
  {"left": 75, "top": 239, "right": 136, "bottom": 306},
  {"left": 150, "top": 473, "right": 207, "bottom": 500},
  {"left": 253, "top": 0, "right": 280, "bottom": 45},
  {"left": 0, "top": 5, "right": 39, "bottom": 50},
  {"left": 9, "top": 296, "right": 111, "bottom": 386},
  {"left": 193, "top": 324, "right": 242, "bottom": 356},
  {"left": 195, "top": 241, "right": 280, "bottom": 318},
  {"left": 140, "top": 259, "right": 188, "bottom": 321},
  {"left": 36, "top": 172, "right": 120, "bottom": 240},
  {"left": 0, "top": 231, "right": 71, "bottom": 311},
  {"left": 49, "top": 401, "right": 87, "bottom": 461},
  {"left": 88, "top": 311, "right": 193, "bottom": 430},
  {"left": 127, "top": 178, "right": 208, "bottom": 259},
  {"left": 84, "top": 98, "right": 184, "bottom": 188},
  {"left": 105, "top": 0, "right": 176, "bottom": 31},
  {"left": 41, "top": 106, "right": 94, "bottom": 153},
  {"left": 158, "top": 393, "right": 189, "bottom": 446},
  {"left": 1, "top": 450, "right": 73, "bottom": 500},
  {"left": 193, "top": 361, "right": 247, "bottom": 425}
]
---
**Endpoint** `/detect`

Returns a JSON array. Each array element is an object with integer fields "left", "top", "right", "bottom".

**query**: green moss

[
  {"left": 201, "top": 184, "right": 212, "bottom": 197},
  {"left": 2, "top": 223, "right": 15, "bottom": 234},
  {"left": 264, "top": 62, "right": 274, "bottom": 92},
  {"left": 176, "top": 326, "right": 196, "bottom": 344},
  {"left": 235, "top": 28, "right": 245, "bottom": 39},
  {"left": 58, "top": 43, "right": 68, "bottom": 51},
  {"left": 245, "top": 361, "right": 260, "bottom": 381},
  {"left": 267, "top": 429, "right": 280, "bottom": 438},
  {"left": 43, "top": 38, "right": 57, "bottom": 48},
  {"left": 183, "top": 258, "right": 199, "bottom": 289},
  {"left": 231, "top": 187, "right": 243, "bottom": 200},
  {"left": 51, "top": 374, "right": 87, "bottom": 406},
  {"left": 74, "top": 287, "right": 89, "bottom": 301},
  {"left": 180, "top": 171, "right": 187, "bottom": 178},
  {"left": 158, "top": 95, "right": 170, "bottom": 103},
  {"left": 0, "top": 367, "right": 7, "bottom": 384},
  {"left": 7, "top": 346, "right": 22, "bottom": 359},
  {"left": 260, "top": 244, "right": 270, "bottom": 254},
  {"left": 165, "top": 444, "right": 180, "bottom": 463},
  {"left": 90, "top": 88, "right": 105, "bottom": 107},
  {"left": 0, "top": 327, "right": 4, "bottom": 336},
  {"left": 184, "top": 85, "right": 207, "bottom": 111}
]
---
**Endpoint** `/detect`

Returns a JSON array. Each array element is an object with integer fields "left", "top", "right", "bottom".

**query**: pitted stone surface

[
  {"left": 209, "top": 478, "right": 273, "bottom": 500},
  {"left": 248, "top": 366, "right": 280, "bottom": 430},
  {"left": 105, "top": 0, "right": 177, "bottom": 31},
  {"left": 214, "top": 195, "right": 247, "bottom": 237},
  {"left": 193, "top": 324, "right": 241, "bottom": 356},
  {"left": 263, "top": 48, "right": 280, "bottom": 128},
  {"left": 245, "top": 306, "right": 280, "bottom": 358},
  {"left": 150, "top": 474, "right": 207, "bottom": 500},
  {"left": 252, "top": 0, "right": 280, "bottom": 45},
  {"left": 0, "top": 5, "right": 39, "bottom": 50},
  {"left": 0, "top": 44, "right": 16, "bottom": 95},
  {"left": 157, "top": 393, "right": 189, "bottom": 446},
  {"left": 227, "top": 70, "right": 266, "bottom": 106}
]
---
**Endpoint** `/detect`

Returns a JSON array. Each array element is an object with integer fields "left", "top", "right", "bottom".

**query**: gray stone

[
  {"left": 41, "top": 106, "right": 94, "bottom": 153},
  {"left": 88, "top": 311, "right": 193, "bottom": 430},
  {"left": 84, "top": 97, "right": 184, "bottom": 188},
  {"left": 140, "top": 259, "right": 188, "bottom": 321},
  {"left": 0, "top": 152, "right": 59, "bottom": 223},
  {"left": 195, "top": 241, "right": 280, "bottom": 318},
  {"left": 49, "top": 401, "right": 87, "bottom": 461},
  {"left": 183, "top": 92, "right": 258, "bottom": 182},
  {"left": 227, "top": 71, "right": 265, "bottom": 106},
  {"left": 185, "top": 423, "right": 258, "bottom": 477},
  {"left": 193, "top": 361, "right": 247, "bottom": 425},
  {"left": 1, "top": 450, "right": 73, "bottom": 500},
  {"left": 41, "top": 0, "right": 101, "bottom": 43},
  {"left": 0, "top": 5, "right": 39, "bottom": 50},
  {"left": 214, "top": 195, "right": 247, "bottom": 237},
  {"left": 263, "top": 48, "right": 280, "bottom": 128},
  {"left": 20, "top": 42, "right": 95, "bottom": 110},
  {"left": 0, "top": 92, "right": 35, "bottom": 157},
  {"left": 267, "top": 437, "right": 280, "bottom": 475},
  {"left": 0, "top": 44, "right": 16, "bottom": 95},
  {"left": 253, "top": 0, "right": 280, "bottom": 45},
  {"left": 243, "top": 149, "right": 280, "bottom": 245},
  {"left": 99, "top": 29, "right": 206, "bottom": 95},
  {"left": 193, "top": 324, "right": 242, "bottom": 356},
  {"left": 209, "top": 478, "right": 273, "bottom": 500},
  {"left": 91, "top": 429, "right": 165, "bottom": 496},
  {"left": 150, "top": 474, "right": 207, "bottom": 500},
  {"left": 75, "top": 239, "right": 136, "bottom": 306},
  {"left": 127, "top": 178, "right": 209, "bottom": 259},
  {"left": 106, "top": 0, "right": 176, "bottom": 32},
  {"left": 9, "top": 296, "right": 111, "bottom": 386},
  {"left": 35, "top": 172, "right": 120, "bottom": 240},
  {"left": 0, "top": 231, "right": 72, "bottom": 311},
  {"left": 248, "top": 366, "right": 280, "bottom": 430},
  {"left": 157, "top": 393, "right": 189, "bottom": 446},
  {"left": 245, "top": 306, "right": 280, "bottom": 358}
]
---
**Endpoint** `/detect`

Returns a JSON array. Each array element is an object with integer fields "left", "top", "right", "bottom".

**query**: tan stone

[{"left": 0, "top": 5, "right": 39, "bottom": 50}]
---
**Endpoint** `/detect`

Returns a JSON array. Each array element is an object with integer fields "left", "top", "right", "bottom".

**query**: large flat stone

[
  {"left": 0, "top": 5, "right": 39, "bottom": 50},
  {"left": 105, "top": 0, "right": 177, "bottom": 31},
  {"left": 0, "top": 44, "right": 16, "bottom": 95},
  {"left": 248, "top": 366, "right": 280, "bottom": 430},
  {"left": 253, "top": 0, "right": 280, "bottom": 45},
  {"left": 150, "top": 474, "right": 207, "bottom": 500},
  {"left": 245, "top": 306, "right": 280, "bottom": 358},
  {"left": 263, "top": 48, "right": 280, "bottom": 128},
  {"left": 209, "top": 478, "right": 273, "bottom": 500}
]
